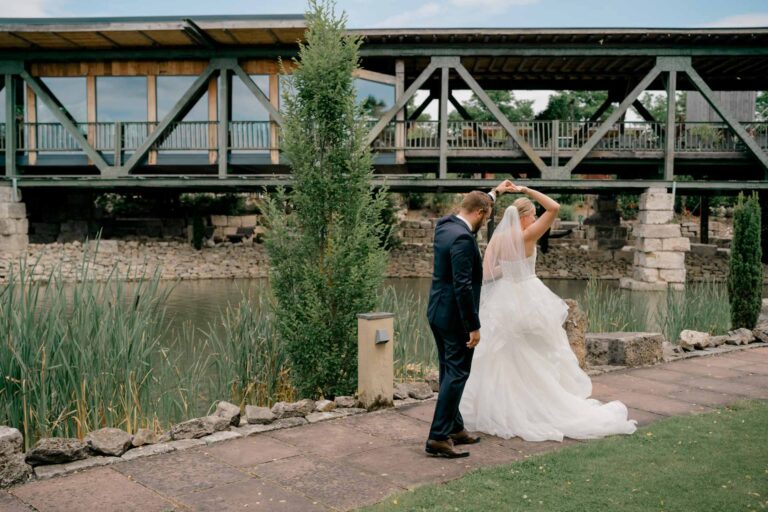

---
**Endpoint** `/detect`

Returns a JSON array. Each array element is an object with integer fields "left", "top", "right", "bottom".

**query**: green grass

[{"left": 362, "top": 400, "right": 768, "bottom": 512}]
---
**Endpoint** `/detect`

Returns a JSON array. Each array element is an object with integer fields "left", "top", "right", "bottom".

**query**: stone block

[
  {"left": 637, "top": 209, "right": 674, "bottom": 224},
  {"left": 586, "top": 332, "right": 664, "bottom": 367},
  {"left": 0, "top": 234, "right": 29, "bottom": 254},
  {"left": 636, "top": 237, "right": 662, "bottom": 252},
  {"left": 635, "top": 251, "right": 685, "bottom": 270},
  {"left": 613, "top": 248, "right": 634, "bottom": 263},
  {"left": 239, "top": 215, "right": 258, "bottom": 227},
  {"left": 690, "top": 243, "right": 718, "bottom": 257},
  {"left": 0, "top": 187, "right": 20, "bottom": 202},
  {"left": 0, "top": 218, "right": 28, "bottom": 235},
  {"left": 0, "top": 202, "right": 26, "bottom": 219},
  {"left": 210, "top": 215, "right": 228, "bottom": 227},
  {"left": 633, "top": 267, "right": 660, "bottom": 283},
  {"left": 659, "top": 269, "right": 686, "bottom": 283},
  {"left": 227, "top": 216, "right": 243, "bottom": 228},
  {"left": 619, "top": 278, "right": 670, "bottom": 292},
  {"left": 639, "top": 192, "right": 674, "bottom": 211},
  {"left": 662, "top": 237, "right": 691, "bottom": 252},
  {"left": 633, "top": 224, "right": 681, "bottom": 239}
]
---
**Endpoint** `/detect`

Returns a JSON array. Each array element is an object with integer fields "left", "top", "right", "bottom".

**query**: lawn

[{"left": 363, "top": 400, "right": 768, "bottom": 512}]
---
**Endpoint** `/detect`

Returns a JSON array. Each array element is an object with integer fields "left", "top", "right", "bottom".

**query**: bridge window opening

[{"left": 231, "top": 74, "right": 271, "bottom": 155}]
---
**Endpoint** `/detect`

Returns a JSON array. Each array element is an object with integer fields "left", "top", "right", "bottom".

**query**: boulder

[
  {"left": 752, "top": 322, "right": 768, "bottom": 343},
  {"left": 214, "top": 401, "right": 242, "bottom": 427},
  {"left": 0, "top": 454, "right": 32, "bottom": 488},
  {"left": 85, "top": 428, "right": 133, "bottom": 457},
  {"left": 25, "top": 438, "right": 89, "bottom": 466},
  {"left": 563, "top": 299, "right": 587, "bottom": 369},
  {"left": 271, "top": 399, "right": 315, "bottom": 419},
  {"left": 678, "top": 330, "right": 712, "bottom": 351},
  {"left": 170, "top": 415, "right": 229, "bottom": 441},
  {"left": 425, "top": 371, "right": 440, "bottom": 392},
  {"left": 314, "top": 400, "right": 336, "bottom": 413},
  {"left": 245, "top": 405, "right": 275, "bottom": 425},
  {"left": 334, "top": 396, "right": 359, "bottom": 408},
  {"left": 406, "top": 382, "right": 434, "bottom": 400},
  {"left": 0, "top": 427, "right": 23, "bottom": 459},
  {"left": 724, "top": 328, "right": 755, "bottom": 346},
  {"left": 131, "top": 428, "right": 159, "bottom": 447},
  {"left": 393, "top": 382, "right": 410, "bottom": 401},
  {"left": 586, "top": 332, "right": 664, "bottom": 367}
]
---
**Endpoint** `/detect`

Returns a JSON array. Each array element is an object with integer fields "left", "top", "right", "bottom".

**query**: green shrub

[
  {"left": 558, "top": 204, "right": 577, "bottom": 221},
  {"left": 263, "top": 0, "right": 388, "bottom": 398},
  {"left": 728, "top": 192, "right": 763, "bottom": 329},
  {"left": 617, "top": 194, "right": 639, "bottom": 220}
]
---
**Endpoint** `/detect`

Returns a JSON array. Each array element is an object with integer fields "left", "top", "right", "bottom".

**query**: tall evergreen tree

[
  {"left": 263, "top": 0, "right": 389, "bottom": 398},
  {"left": 728, "top": 192, "right": 763, "bottom": 329}
]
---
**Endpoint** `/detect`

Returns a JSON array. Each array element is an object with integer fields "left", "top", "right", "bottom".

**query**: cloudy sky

[{"left": 2, "top": 0, "right": 767, "bottom": 28}]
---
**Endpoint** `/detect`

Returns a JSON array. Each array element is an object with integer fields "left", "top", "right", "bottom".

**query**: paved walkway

[{"left": 3, "top": 347, "right": 768, "bottom": 512}]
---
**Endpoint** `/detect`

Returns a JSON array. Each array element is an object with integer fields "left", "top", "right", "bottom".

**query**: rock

[
  {"left": 25, "top": 438, "right": 89, "bottom": 466},
  {"left": 406, "top": 382, "right": 434, "bottom": 400},
  {"left": 271, "top": 399, "right": 315, "bottom": 419},
  {"left": 334, "top": 396, "right": 359, "bottom": 408},
  {"left": 121, "top": 443, "right": 175, "bottom": 461},
  {"left": 709, "top": 335, "right": 729, "bottom": 347},
  {"left": 563, "top": 299, "right": 587, "bottom": 369},
  {"left": 272, "top": 417, "right": 308, "bottom": 429},
  {"left": 85, "top": 428, "right": 133, "bottom": 457},
  {"left": 214, "top": 401, "right": 242, "bottom": 427},
  {"left": 201, "top": 431, "right": 242, "bottom": 446},
  {"left": 393, "top": 382, "right": 410, "bottom": 400},
  {"left": 760, "top": 300, "right": 768, "bottom": 323},
  {"left": 678, "top": 330, "right": 712, "bottom": 351},
  {"left": 245, "top": 405, "right": 275, "bottom": 425},
  {"left": 314, "top": 400, "right": 336, "bottom": 413},
  {"left": 585, "top": 332, "right": 664, "bottom": 367},
  {"left": 425, "top": 371, "right": 440, "bottom": 392},
  {"left": 131, "top": 428, "right": 158, "bottom": 447},
  {"left": 170, "top": 415, "right": 228, "bottom": 440},
  {"left": 662, "top": 341, "right": 677, "bottom": 361},
  {"left": 0, "top": 427, "right": 23, "bottom": 459},
  {"left": 724, "top": 328, "right": 755, "bottom": 346},
  {"left": 306, "top": 412, "right": 344, "bottom": 424},
  {"left": 752, "top": 322, "right": 768, "bottom": 343},
  {"left": 0, "top": 453, "right": 32, "bottom": 488}
]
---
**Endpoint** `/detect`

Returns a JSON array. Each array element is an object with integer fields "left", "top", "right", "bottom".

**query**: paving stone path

[{"left": 4, "top": 347, "right": 768, "bottom": 511}]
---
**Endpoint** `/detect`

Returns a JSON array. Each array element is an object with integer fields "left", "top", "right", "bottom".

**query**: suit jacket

[{"left": 427, "top": 215, "right": 483, "bottom": 334}]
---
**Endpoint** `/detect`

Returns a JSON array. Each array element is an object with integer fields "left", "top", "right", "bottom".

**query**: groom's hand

[
  {"left": 494, "top": 179, "right": 517, "bottom": 195},
  {"left": 467, "top": 329, "right": 480, "bottom": 349}
]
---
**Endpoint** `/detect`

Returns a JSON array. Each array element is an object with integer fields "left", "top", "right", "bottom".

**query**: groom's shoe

[
  {"left": 450, "top": 429, "right": 481, "bottom": 445},
  {"left": 425, "top": 438, "right": 470, "bottom": 458}
]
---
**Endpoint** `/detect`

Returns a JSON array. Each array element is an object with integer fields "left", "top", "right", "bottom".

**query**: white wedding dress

[{"left": 459, "top": 206, "right": 637, "bottom": 442}]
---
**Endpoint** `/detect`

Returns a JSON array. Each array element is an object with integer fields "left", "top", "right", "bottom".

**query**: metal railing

[{"left": 6, "top": 119, "right": 768, "bottom": 158}]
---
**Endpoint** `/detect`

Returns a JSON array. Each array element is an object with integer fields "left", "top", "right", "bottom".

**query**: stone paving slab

[
  {"left": 10, "top": 468, "right": 178, "bottom": 511},
  {"left": 6, "top": 346, "right": 767, "bottom": 512}
]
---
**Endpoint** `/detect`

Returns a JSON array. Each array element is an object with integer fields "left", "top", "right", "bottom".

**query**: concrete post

[
  {"left": 357, "top": 312, "right": 394, "bottom": 410},
  {"left": 0, "top": 186, "right": 28, "bottom": 255}
]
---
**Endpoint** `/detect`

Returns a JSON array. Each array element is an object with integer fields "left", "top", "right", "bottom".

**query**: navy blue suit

[{"left": 426, "top": 214, "right": 485, "bottom": 441}]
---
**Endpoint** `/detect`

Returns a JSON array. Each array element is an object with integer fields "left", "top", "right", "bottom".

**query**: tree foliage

[
  {"left": 449, "top": 91, "right": 534, "bottom": 122},
  {"left": 728, "top": 192, "right": 763, "bottom": 330},
  {"left": 263, "top": 0, "right": 389, "bottom": 398}
]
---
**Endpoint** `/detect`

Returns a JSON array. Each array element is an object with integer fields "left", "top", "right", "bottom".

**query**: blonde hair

[{"left": 513, "top": 197, "right": 535, "bottom": 217}]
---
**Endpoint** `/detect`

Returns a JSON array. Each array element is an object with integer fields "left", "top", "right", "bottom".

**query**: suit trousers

[{"left": 427, "top": 322, "right": 475, "bottom": 441}]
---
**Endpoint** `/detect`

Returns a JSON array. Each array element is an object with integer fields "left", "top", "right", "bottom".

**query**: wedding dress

[{"left": 459, "top": 206, "right": 637, "bottom": 441}]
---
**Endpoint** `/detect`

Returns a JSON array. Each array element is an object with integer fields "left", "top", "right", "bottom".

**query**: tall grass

[
  {"left": 379, "top": 285, "right": 436, "bottom": 380},
  {"left": 655, "top": 281, "right": 731, "bottom": 343},
  {"left": 581, "top": 277, "right": 648, "bottom": 333}
]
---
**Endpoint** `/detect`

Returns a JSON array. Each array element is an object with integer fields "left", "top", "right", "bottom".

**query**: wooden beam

[
  {"left": 208, "top": 77, "right": 217, "bottom": 164},
  {"left": 453, "top": 60, "right": 549, "bottom": 175},
  {"left": 231, "top": 64, "right": 283, "bottom": 126},
  {"left": 120, "top": 63, "right": 217, "bottom": 174},
  {"left": 408, "top": 92, "right": 434, "bottom": 121},
  {"left": 147, "top": 74, "right": 157, "bottom": 165},
  {"left": 26, "top": 79, "right": 37, "bottom": 166},
  {"left": 352, "top": 68, "right": 397, "bottom": 85},
  {"left": 218, "top": 69, "right": 230, "bottom": 178},
  {"left": 366, "top": 60, "right": 438, "bottom": 145},
  {"left": 449, "top": 93, "right": 472, "bottom": 120},
  {"left": 21, "top": 70, "right": 112, "bottom": 175},
  {"left": 664, "top": 71, "right": 676, "bottom": 180},
  {"left": 86, "top": 75, "right": 96, "bottom": 166},
  {"left": 4, "top": 75, "right": 15, "bottom": 177},
  {"left": 683, "top": 63, "right": 768, "bottom": 172},
  {"left": 395, "top": 59, "right": 405, "bottom": 164},
  {"left": 438, "top": 66, "right": 449, "bottom": 179},
  {"left": 561, "top": 64, "right": 661, "bottom": 174}
]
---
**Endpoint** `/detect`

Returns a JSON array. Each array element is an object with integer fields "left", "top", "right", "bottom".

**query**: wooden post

[
  {"left": 147, "top": 74, "right": 157, "bottom": 165},
  {"left": 664, "top": 71, "right": 677, "bottom": 181},
  {"left": 395, "top": 59, "right": 405, "bottom": 165},
  {"left": 438, "top": 66, "right": 449, "bottom": 180},
  {"left": 5, "top": 74, "right": 16, "bottom": 177},
  {"left": 26, "top": 80, "right": 36, "bottom": 166},
  {"left": 208, "top": 77, "right": 218, "bottom": 164},
  {"left": 269, "top": 73, "right": 279, "bottom": 165},
  {"left": 113, "top": 121, "right": 123, "bottom": 168},
  {"left": 551, "top": 119, "right": 559, "bottom": 169},
  {"left": 700, "top": 195, "right": 709, "bottom": 244},
  {"left": 218, "top": 69, "right": 230, "bottom": 178},
  {"left": 86, "top": 75, "right": 96, "bottom": 167}
]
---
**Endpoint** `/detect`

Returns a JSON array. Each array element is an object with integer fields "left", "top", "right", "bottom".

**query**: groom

[{"left": 425, "top": 180, "right": 516, "bottom": 458}]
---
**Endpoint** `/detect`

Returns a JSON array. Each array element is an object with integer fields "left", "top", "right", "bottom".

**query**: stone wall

[{"left": 0, "top": 187, "right": 28, "bottom": 255}]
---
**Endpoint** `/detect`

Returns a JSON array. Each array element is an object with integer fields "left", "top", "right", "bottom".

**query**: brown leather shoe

[
  {"left": 425, "top": 438, "right": 470, "bottom": 458},
  {"left": 449, "top": 429, "right": 481, "bottom": 445}
]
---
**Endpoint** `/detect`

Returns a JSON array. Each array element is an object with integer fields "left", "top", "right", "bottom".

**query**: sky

[
  {"left": 2, "top": 0, "right": 767, "bottom": 28},
  {"left": 1, "top": 0, "right": 764, "bottom": 117}
]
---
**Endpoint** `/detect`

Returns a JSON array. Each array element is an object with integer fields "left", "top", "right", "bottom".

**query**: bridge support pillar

[
  {"left": 0, "top": 186, "right": 28, "bottom": 256},
  {"left": 620, "top": 187, "right": 689, "bottom": 291},
  {"left": 584, "top": 194, "right": 627, "bottom": 251}
]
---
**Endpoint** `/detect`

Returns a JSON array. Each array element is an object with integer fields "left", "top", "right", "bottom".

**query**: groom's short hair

[{"left": 461, "top": 191, "right": 493, "bottom": 214}]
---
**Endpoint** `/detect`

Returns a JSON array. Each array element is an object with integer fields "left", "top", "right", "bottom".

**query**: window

[
  {"left": 96, "top": 76, "right": 147, "bottom": 122},
  {"left": 156, "top": 76, "right": 208, "bottom": 121},
  {"left": 231, "top": 74, "right": 271, "bottom": 121},
  {"left": 37, "top": 77, "right": 87, "bottom": 123},
  {"left": 355, "top": 78, "right": 394, "bottom": 120}
]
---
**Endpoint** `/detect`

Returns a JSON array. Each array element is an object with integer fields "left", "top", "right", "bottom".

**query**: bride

[{"left": 459, "top": 185, "right": 637, "bottom": 442}]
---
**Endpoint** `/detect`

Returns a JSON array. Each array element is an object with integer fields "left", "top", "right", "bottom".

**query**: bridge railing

[{"left": 5, "top": 120, "right": 768, "bottom": 158}]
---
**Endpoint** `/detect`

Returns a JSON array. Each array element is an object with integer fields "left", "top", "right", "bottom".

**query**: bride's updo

[{"left": 513, "top": 197, "right": 535, "bottom": 217}]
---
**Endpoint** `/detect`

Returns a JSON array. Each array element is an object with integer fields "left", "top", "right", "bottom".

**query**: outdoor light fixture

[{"left": 375, "top": 329, "right": 390, "bottom": 345}]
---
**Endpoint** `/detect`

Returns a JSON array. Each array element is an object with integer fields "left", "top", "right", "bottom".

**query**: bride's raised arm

[{"left": 518, "top": 186, "right": 560, "bottom": 243}]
